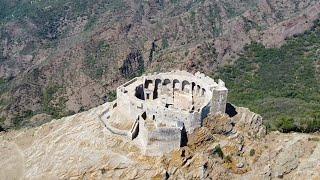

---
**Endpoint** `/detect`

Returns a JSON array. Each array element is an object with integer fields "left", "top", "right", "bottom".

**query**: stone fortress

[{"left": 100, "top": 70, "right": 228, "bottom": 156}]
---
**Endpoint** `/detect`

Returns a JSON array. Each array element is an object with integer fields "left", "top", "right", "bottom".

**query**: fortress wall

[
  {"left": 184, "top": 111, "right": 201, "bottom": 133},
  {"left": 200, "top": 102, "right": 211, "bottom": 124},
  {"left": 108, "top": 71, "right": 228, "bottom": 156},
  {"left": 137, "top": 118, "right": 149, "bottom": 148},
  {"left": 116, "top": 88, "right": 128, "bottom": 108},
  {"left": 150, "top": 106, "right": 191, "bottom": 128},
  {"left": 98, "top": 103, "right": 111, "bottom": 127},
  {"left": 142, "top": 71, "right": 215, "bottom": 97},
  {"left": 148, "top": 127, "right": 181, "bottom": 141},
  {"left": 128, "top": 96, "right": 144, "bottom": 116},
  {"left": 123, "top": 77, "right": 138, "bottom": 87},
  {"left": 143, "top": 101, "right": 203, "bottom": 133},
  {"left": 117, "top": 87, "right": 145, "bottom": 118},
  {"left": 137, "top": 115, "right": 181, "bottom": 156},
  {"left": 141, "top": 73, "right": 215, "bottom": 117},
  {"left": 160, "top": 108, "right": 188, "bottom": 122},
  {"left": 104, "top": 122, "right": 129, "bottom": 137},
  {"left": 145, "top": 127, "right": 181, "bottom": 156},
  {"left": 149, "top": 105, "right": 202, "bottom": 133}
]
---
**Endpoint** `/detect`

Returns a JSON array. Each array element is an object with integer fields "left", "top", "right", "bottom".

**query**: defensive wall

[{"left": 100, "top": 70, "right": 228, "bottom": 156}]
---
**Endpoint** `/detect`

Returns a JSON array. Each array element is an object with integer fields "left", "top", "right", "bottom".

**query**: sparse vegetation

[
  {"left": 107, "top": 91, "right": 117, "bottom": 102},
  {"left": 224, "top": 155, "right": 232, "bottom": 163},
  {"left": 308, "top": 137, "right": 320, "bottom": 141},
  {"left": 212, "top": 144, "right": 224, "bottom": 159},
  {"left": 207, "top": 4, "right": 222, "bottom": 37},
  {"left": 41, "top": 85, "right": 71, "bottom": 119},
  {"left": 162, "top": 38, "right": 169, "bottom": 49},
  {"left": 84, "top": 40, "right": 112, "bottom": 79},
  {"left": 249, "top": 149, "right": 255, "bottom": 156},
  {"left": 12, "top": 110, "right": 35, "bottom": 128},
  {"left": 190, "top": 11, "right": 196, "bottom": 24},
  {"left": 170, "top": 0, "right": 180, "bottom": 4},
  {"left": 0, "top": 0, "right": 126, "bottom": 40}
]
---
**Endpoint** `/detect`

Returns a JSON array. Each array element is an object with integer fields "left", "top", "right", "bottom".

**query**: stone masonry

[{"left": 100, "top": 70, "right": 228, "bottom": 156}]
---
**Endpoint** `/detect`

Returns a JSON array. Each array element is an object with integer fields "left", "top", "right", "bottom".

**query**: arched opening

[
  {"left": 153, "top": 79, "right": 161, "bottom": 99},
  {"left": 191, "top": 82, "right": 196, "bottom": 94},
  {"left": 163, "top": 79, "right": 171, "bottom": 86},
  {"left": 202, "top": 88, "right": 206, "bottom": 96},
  {"left": 173, "top": 79, "right": 180, "bottom": 89},
  {"left": 182, "top": 80, "right": 190, "bottom": 92},
  {"left": 144, "top": 79, "right": 153, "bottom": 89},
  {"left": 197, "top": 85, "right": 201, "bottom": 95},
  {"left": 135, "top": 84, "right": 145, "bottom": 100},
  {"left": 141, "top": 112, "right": 147, "bottom": 120}
]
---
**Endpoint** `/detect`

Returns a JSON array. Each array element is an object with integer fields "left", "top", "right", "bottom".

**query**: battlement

[{"left": 101, "top": 71, "right": 228, "bottom": 156}]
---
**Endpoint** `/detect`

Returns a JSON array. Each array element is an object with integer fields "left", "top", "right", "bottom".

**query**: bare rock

[
  {"left": 232, "top": 106, "right": 267, "bottom": 139},
  {"left": 0, "top": 104, "right": 319, "bottom": 179},
  {"left": 203, "top": 114, "right": 234, "bottom": 135},
  {"left": 237, "top": 162, "right": 244, "bottom": 168}
]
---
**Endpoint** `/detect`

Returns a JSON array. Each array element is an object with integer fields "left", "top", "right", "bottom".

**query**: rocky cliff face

[
  {"left": 0, "top": 103, "right": 319, "bottom": 179},
  {"left": 0, "top": 0, "right": 320, "bottom": 128}
]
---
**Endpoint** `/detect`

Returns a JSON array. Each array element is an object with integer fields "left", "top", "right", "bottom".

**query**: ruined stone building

[{"left": 100, "top": 71, "right": 228, "bottom": 156}]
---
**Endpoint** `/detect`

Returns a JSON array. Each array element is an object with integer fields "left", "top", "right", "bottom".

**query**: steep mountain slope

[
  {"left": 217, "top": 21, "right": 320, "bottom": 132},
  {"left": 0, "top": 0, "right": 320, "bottom": 128}
]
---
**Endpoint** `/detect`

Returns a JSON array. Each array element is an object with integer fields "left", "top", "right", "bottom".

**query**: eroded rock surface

[{"left": 0, "top": 103, "right": 319, "bottom": 179}]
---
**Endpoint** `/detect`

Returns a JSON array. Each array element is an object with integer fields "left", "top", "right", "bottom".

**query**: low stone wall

[
  {"left": 98, "top": 101, "right": 139, "bottom": 139},
  {"left": 182, "top": 111, "right": 201, "bottom": 133},
  {"left": 138, "top": 119, "right": 181, "bottom": 156},
  {"left": 117, "top": 88, "right": 144, "bottom": 118}
]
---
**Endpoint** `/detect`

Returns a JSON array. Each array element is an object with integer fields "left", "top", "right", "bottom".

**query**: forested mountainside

[
  {"left": 217, "top": 21, "right": 320, "bottom": 132},
  {"left": 0, "top": 0, "right": 319, "bottom": 130}
]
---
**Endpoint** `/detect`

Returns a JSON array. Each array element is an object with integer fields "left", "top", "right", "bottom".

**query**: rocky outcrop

[
  {"left": 239, "top": 133, "right": 320, "bottom": 179},
  {"left": 0, "top": 103, "right": 318, "bottom": 179},
  {"left": 261, "top": 2, "right": 320, "bottom": 47},
  {"left": 120, "top": 49, "right": 144, "bottom": 78},
  {"left": 203, "top": 114, "right": 234, "bottom": 135},
  {"left": 204, "top": 104, "right": 266, "bottom": 138},
  {"left": 232, "top": 106, "right": 267, "bottom": 139}
]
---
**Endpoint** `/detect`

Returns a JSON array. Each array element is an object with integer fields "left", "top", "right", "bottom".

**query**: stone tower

[{"left": 210, "top": 79, "right": 228, "bottom": 115}]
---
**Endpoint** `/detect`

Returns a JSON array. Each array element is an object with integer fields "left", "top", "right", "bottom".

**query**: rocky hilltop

[
  {"left": 1, "top": 103, "right": 319, "bottom": 179},
  {"left": 1, "top": 0, "right": 320, "bottom": 128}
]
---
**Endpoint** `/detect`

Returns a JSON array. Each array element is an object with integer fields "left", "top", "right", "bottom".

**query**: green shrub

[
  {"left": 299, "top": 118, "right": 320, "bottom": 133},
  {"left": 273, "top": 117, "right": 297, "bottom": 133},
  {"left": 162, "top": 38, "right": 169, "bottom": 49},
  {"left": 224, "top": 155, "right": 232, "bottom": 163},
  {"left": 107, "top": 91, "right": 117, "bottom": 102},
  {"left": 42, "top": 85, "right": 70, "bottom": 119},
  {"left": 212, "top": 144, "right": 224, "bottom": 159},
  {"left": 249, "top": 149, "right": 255, "bottom": 156}
]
